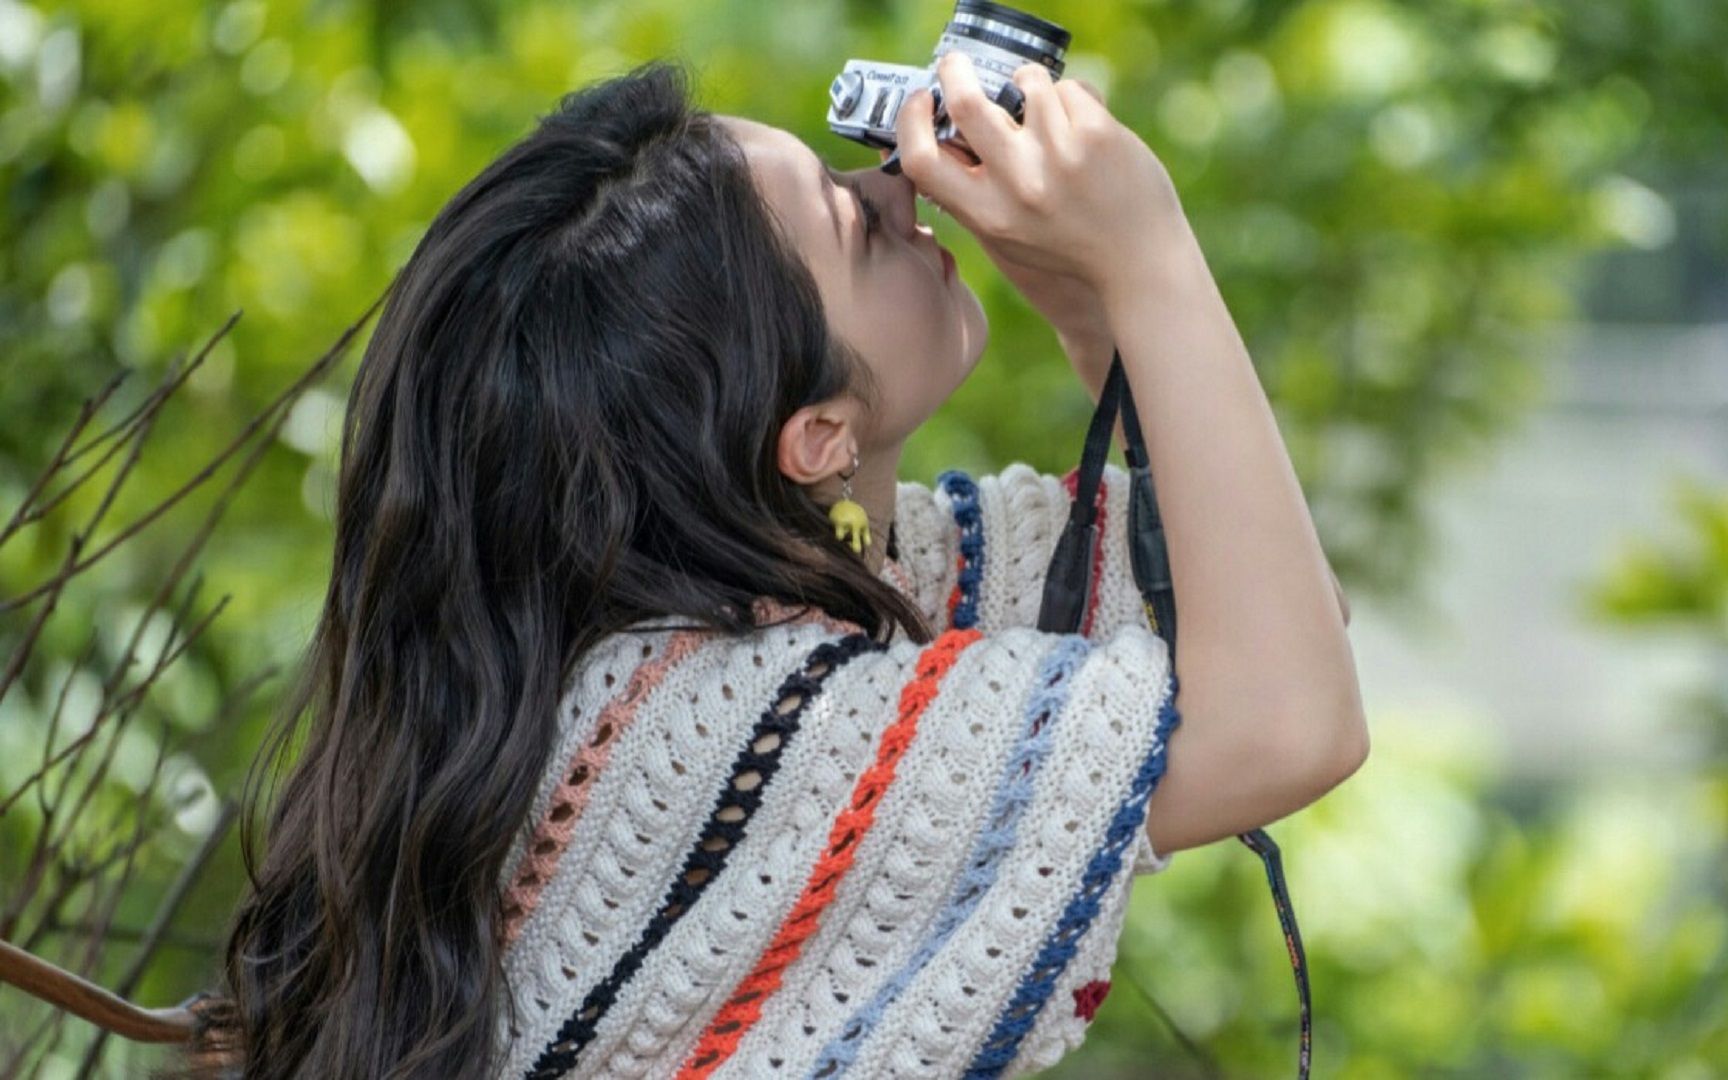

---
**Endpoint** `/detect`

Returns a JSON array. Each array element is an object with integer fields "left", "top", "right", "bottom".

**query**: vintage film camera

[{"left": 825, "top": 0, "right": 1071, "bottom": 174}]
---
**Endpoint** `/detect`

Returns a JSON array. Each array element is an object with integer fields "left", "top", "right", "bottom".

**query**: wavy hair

[{"left": 173, "top": 58, "right": 932, "bottom": 1078}]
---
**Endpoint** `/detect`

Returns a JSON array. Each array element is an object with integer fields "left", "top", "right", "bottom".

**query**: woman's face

[{"left": 719, "top": 116, "right": 988, "bottom": 448}]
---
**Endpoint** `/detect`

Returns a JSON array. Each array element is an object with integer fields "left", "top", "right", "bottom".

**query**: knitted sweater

[{"left": 494, "top": 462, "right": 1181, "bottom": 1079}]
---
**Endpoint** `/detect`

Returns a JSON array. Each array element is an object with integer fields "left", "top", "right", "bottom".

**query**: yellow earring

[{"left": 827, "top": 450, "right": 871, "bottom": 555}]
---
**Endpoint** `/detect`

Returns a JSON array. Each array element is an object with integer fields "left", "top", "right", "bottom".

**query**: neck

[{"left": 820, "top": 441, "right": 903, "bottom": 576}]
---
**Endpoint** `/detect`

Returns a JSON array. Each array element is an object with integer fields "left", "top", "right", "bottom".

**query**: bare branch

[
  {"left": 73, "top": 796, "right": 240, "bottom": 1074},
  {"left": 75, "top": 717, "right": 174, "bottom": 979},
  {"left": 0, "top": 368, "right": 128, "bottom": 547},
  {"left": 15, "top": 314, "right": 239, "bottom": 544},
  {"left": 0, "top": 293, "right": 388, "bottom": 1064},
  {"left": 33, "top": 920, "right": 220, "bottom": 953},
  {"left": 0, "top": 300, "right": 377, "bottom": 614}
]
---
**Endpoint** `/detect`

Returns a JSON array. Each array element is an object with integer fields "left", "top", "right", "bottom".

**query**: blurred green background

[{"left": 2, "top": 0, "right": 1725, "bottom": 1076}]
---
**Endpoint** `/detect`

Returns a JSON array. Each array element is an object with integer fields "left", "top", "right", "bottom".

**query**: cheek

[
  {"left": 873, "top": 275, "right": 962, "bottom": 404},
  {"left": 823, "top": 259, "right": 971, "bottom": 442},
  {"left": 874, "top": 267, "right": 958, "bottom": 358}
]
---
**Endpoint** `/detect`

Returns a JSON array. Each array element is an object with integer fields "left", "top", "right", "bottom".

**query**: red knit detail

[
  {"left": 1073, "top": 979, "right": 1112, "bottom": 1022},
  {"left": 1060, "top": 468, "right": 1109, "bottom": 637},
  {"left": 675, "top": 627, "right": 986, "bottom": 1078},
  {"left": 944, "top": 545, "right": 966, "bottom": 627}
]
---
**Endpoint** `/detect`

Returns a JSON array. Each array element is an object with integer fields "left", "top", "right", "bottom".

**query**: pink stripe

[
  {"left": 501, "top": 629, "right": 707, "bottom": 945},
  {"left": 884, "top": 556, "right": 916, "bottom": 599},
  {"left": 500, "top": 599, "right": 859, "bottom": 946}
]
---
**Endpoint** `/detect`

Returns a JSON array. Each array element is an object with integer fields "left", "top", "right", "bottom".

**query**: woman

[{"left": 185, "top": 50, "right": 1365, "bottom": 1079}]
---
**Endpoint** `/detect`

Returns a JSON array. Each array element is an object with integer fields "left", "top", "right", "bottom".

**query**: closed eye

[
  {"left": 845, "top": 177, "right": 883, "bottom": 241},
  {"left": 859, "top": 191, "right": 883, "bottom": 236}
]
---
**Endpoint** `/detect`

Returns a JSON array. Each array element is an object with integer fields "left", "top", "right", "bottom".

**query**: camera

[{"left": 825, "top": 0, "right": 1071, "bottom": 174}]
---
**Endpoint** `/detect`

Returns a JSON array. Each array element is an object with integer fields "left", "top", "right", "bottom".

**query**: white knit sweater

[{"left": 494, "top": 462, "right": 1180, "bottom": 1079}]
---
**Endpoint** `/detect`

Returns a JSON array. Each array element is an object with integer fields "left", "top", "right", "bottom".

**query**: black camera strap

[{"left": 1037, "top": 349, "right": 1312, "bottom": 1079}]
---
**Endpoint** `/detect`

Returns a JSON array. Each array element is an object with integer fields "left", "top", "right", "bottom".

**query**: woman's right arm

[
  {"left": 1099, "top": 218, "right": 1369, "bottom": 854},
  {"left": 896, "top": 53, "right": 1369, "bottom": 856}
]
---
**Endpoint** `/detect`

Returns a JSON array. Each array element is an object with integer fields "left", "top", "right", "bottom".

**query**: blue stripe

[
  {"left": 963, "top": 667, "right": 1184, "bottom": 1078},
  {"left": 804, "top": 634, "right": 1095, "bottom": 1078},
  {"left": 937, "top": 469, "right": 983, "bottom": 630}
]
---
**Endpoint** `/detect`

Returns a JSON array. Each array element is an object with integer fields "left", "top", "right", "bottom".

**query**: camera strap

[{"left": 1037, "top": 349, "right": 1313, "bottom": 1079}]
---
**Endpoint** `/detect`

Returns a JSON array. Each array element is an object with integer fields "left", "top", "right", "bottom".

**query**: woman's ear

[{"left": 776, "top": 403, "right": 856, "bottom": 485}]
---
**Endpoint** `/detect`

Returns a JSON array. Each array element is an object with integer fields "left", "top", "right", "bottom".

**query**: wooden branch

[{"left": 0, "top": 938, "right": 196, "bottom": 1044}]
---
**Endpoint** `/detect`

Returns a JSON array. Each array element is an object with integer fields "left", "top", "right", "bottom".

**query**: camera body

[{"left": 826, "top": 0, "right": 1071, "bottom": 173}]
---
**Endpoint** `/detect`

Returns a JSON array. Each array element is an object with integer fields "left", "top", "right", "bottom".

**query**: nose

[{"left": 854, "top": 167, "right": 920, "bottom": 241}]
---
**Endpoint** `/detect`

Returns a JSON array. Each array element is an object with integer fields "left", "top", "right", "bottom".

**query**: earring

[{"left": 827, "top": 450, "right": 871, "bottom": 555}]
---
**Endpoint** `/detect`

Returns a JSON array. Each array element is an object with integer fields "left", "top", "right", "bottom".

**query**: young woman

[{"left": 185, "top": 50, "right": 1365, "bottom": 1079}]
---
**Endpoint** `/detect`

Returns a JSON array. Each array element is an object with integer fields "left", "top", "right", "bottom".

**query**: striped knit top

[{"left": 494, "top": 462, "right": 1182, "bottom": 1079}]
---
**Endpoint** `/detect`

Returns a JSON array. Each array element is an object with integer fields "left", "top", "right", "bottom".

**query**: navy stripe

[
  {"left": 938, "top": 469, "right": 984, "bottom": 629},
  {"left": 525, "top": 631, "right": 884, "bottom": 1079}
]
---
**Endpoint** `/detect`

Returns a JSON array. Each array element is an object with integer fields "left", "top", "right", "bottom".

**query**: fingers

[
  {"left": 1066, "top": 77, "right": 1105, "bottom": 106},
  {"left": 1053, "top": 76, "right": 1113, "bottom": 135},
  {"left": 1010, "top": 62, "right": 1067, "bottom": 146},
  {"left": 894, "top": 85, "right": 979, "bottom": 213},
  {"left": 932, "top": 51, "right": 1021, "bottom": 171}
]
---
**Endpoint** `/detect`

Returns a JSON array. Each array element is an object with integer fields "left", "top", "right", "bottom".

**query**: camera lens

[
  {"left": 842, "top": 1, "right": 1072, "bottom": 174},
  {"left": 942, "top": 1, "right": 1071, "bottom": 73}
]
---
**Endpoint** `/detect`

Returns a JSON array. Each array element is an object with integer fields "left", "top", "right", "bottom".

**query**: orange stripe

[{"left": 676, "top": 626, "right": 985, "bottom": 1078}]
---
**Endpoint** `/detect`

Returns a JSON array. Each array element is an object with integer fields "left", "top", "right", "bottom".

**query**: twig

[
  {"left": 75, "top": 716, "right": 174, "bottom": 979},
  {"left": 0, "top": 369, "right": 127, "bottom": 547},
  {"left": 32, "top": 921, "right": 220, "bottom": 953},
  {"left": 74, "top": 796, "right": 241, "bottom": 1076},
  {"left": 1118, "top": 959, "right": 1224, "bottom": 1080},
  {"left": 0, "top": 534, "right": 88, "bottom": 747},
  {"left": 0, "top": 292, "right": 389, "bottom": 1067},
  {"left": 0, "top": 301, "right": 377, "bottom": 614},
  {"left": 41, "top": 587, "right": 219, "bottom": 861},
  {"left": 2, "top": 313, "right": 234, "bottom": 543}
]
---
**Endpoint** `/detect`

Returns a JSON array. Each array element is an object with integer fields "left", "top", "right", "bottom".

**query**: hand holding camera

[{"left": 894, "top": 51, "right": 1182, "bottom": 298}]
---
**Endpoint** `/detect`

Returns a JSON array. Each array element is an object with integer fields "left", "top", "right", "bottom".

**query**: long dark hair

[{"left": 176, "top": 58, "right": 932, "bottom": 1078}]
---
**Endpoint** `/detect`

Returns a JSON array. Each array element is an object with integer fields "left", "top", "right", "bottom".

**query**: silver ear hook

[{"left": 827, "top": 449, "right": 871, "bottom": 554}]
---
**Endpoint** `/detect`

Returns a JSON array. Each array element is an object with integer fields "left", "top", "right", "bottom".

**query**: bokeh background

[{"left": 2, "top": 0, "right": 1725, "bottom": 1076}]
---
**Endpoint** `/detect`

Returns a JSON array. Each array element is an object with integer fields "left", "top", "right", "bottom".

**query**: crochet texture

[{"left": 494, "top": 462, "right": 1180, "bottom": 1079}]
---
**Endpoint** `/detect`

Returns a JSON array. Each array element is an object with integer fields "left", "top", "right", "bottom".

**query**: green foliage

[
  {"left": 1054, "top": 720, "right": 1728, "bottom": 1077},
  {"left": 2, "top": 0, "right": 1724, "bottom": 1074},
  {"left": 1585, "top": 475, "right": 1728, "bottom": 754}
]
